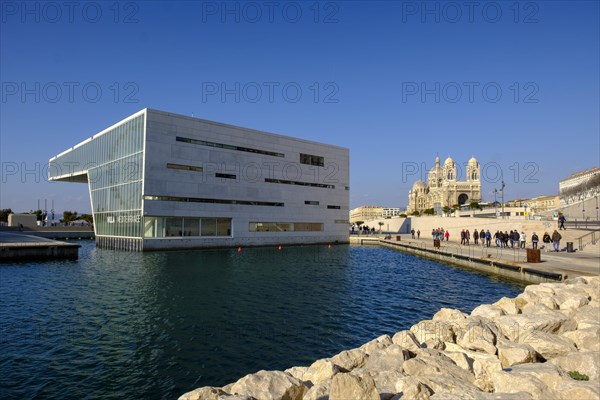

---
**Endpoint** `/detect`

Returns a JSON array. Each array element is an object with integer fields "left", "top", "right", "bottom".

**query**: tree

[
  {"left": 442, "top": 206, "right": 451, "bottom": 215},
  {"left": 79, "top": 214, "right": 94, "bottom": 225},
  {"left": 378, "top": 221, "right": 384, "bottom": 232},
  {"left": 411, "top": 211, "right": 420, "bottom": 216},
  {"left": 423, "top": 208, "right": 435, "bottom": 215},
  {"left": 63, "top": 211, "right": 78, "bottom": 223},
  {"left": 0, "top": 208, "right": 12, "bottom": 223},
  {"left": 469, "top": 201, "right": 481, "bottom": 211},
  {"left": 32, "top": 209, "right": 43, "bottom": 221},
  {"left": 355, "top": 220, "right": 364, "bottom": 228},
  {"left": 400, "top": 213, "right": 407, "bottom": 218}
]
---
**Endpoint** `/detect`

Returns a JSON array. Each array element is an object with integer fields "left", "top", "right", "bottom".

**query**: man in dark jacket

[{"left": 552, "top": 230, "right": 562, "bottom": 251}]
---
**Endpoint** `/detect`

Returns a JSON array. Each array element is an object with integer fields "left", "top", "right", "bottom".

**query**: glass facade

[
  {"left": 49, "top": 114, "right": 145, "bottom": 238},
  {"left": 143, "top": 217, "right": 232, "bottom": 238},
  {"left": 249, "top": 222, "right": 323, "bottom": 232}
]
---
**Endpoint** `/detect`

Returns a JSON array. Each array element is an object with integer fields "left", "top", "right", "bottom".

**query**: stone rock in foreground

[
  {"left": 328, "top": 372, "right": 379, "bottom": 400},
  {"left": 228, "top": 370, "right": 307, "bottom": 400}
]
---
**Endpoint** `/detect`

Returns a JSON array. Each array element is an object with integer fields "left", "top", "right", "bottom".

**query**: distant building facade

[
  {"left": 350, "top": 206, "right": 383, "bottom": 223},
  {"left": 407, "top": 156, "right": 481, "bottom": 213},
  {"left": 382, "top": 207, "right": 401, "bottom": 218},
  {"left": 560, "top": 167, "right": 600, "bottom": 206}
]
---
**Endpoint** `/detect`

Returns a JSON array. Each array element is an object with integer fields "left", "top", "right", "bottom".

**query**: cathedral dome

[
  {"left": 413, "top": 180, "right": 426, "bottom": 188},
  {"left": 468, "top": 156, "right": 478, "bottom": 165},
  {"left": 444, "top": 156, "right": 454, "bottom": 165}
]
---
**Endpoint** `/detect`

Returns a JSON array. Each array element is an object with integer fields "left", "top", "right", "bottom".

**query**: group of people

[{"left": 413, "top": 227, "right": 565, "bottom": 252}]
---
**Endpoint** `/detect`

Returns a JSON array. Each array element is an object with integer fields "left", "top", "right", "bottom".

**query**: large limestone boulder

[
  {"left": 497, "top": 342, "right": 538, "bottom": 367},
  {"left": 491, "top": 369, "right": 557, "bottom": 399},
  {"left": 302, "top": 359, "right": 341, "bottom": 385},
  {"left": 471, "top": 304, "right": 506, "bottom": 320},
  {"left": 561, "top": 327, "right": 600, "bottom": 352},
  {"left": 553, "top": 286, "right": 591, "bottom": 310},
  {"left": 330, "top": 347, "right": 368, "bottom": 371},
  {"left": 519, "top": 330, "right": 577, "bottom": 360},
  {"left": 360, "top": 334, "right": 393, "bottom": 355},
  {"left": 441, "top": 344, "right": 502, "bottom": 392},
  {"left": 442, "top": 351, "right": 474, "bottom": 374},
  {"left": 502, "top": 363, "right": 569, "bottom": 391},
  {"left": 179, "top": 387, "right": 227, "bottom": 400},
  {"left": 556, "top": 380, "right": 600, "bottom": 400},
  {"left": 410, "top": 320, "right": 455, "bottom": 344},
  {"left": 432, "top": 308, "right": 468, "bottom": 321},
  {"left": 362, "top": 369, "right": 406, "bottom": 398},
  {"left": 403, "top": 350, "right": 476, "bottom": 389},
  {"left": 283, "top": 366, "right": 307, "bottom": 381},
  {"left": 517, "top": 286, "right": 557, "bottom": 310},
  {"left": 494, "top": 308, "right": 573, "bottom": 342},
  {"left": 494, "top": 297, "right": 525, "bottom": 315},
  {"left": 364, "top": 344, "right": 411, "bottom": 372},
  {"left": 457, "top": 323, "right": 497, "bottom": 355},
  {"left": 573, "top": 304, "right": 600, "bottom": 330},
  {"left": 329, "top": 372, "right": 379, "bottom": 400},
  {"left": 302, "top": 380, "right": 329, "bottom": 400},
  {"left": 392, "top": 330, "right": 421, "bottom": 353},
  {"left": 228, "top": 370, "right": 307, "bottom": 400},
  {"left": 549, "top": 351, "right": 600, "bottom": 381},
  {"left": 411, "top": 374, "right": 482, "bottom": 398},
  {"left": 394, "top": 377, "right": 433, "bottom": 399}
]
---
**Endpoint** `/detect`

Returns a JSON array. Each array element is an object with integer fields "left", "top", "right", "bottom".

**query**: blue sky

[{"left": 1, "top": 0, "right": 599, "bottom": 214}]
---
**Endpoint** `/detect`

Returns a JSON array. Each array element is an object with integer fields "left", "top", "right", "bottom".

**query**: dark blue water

[{"left": 0, "top": 242, "right": 524, "bottom": 399}]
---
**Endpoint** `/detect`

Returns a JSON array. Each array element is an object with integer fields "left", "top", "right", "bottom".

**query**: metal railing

[{"left": 577, "top": 230, "right": 599, "bottom": 250}]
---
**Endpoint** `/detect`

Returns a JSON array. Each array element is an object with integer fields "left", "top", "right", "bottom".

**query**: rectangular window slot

[
  {"left": 265, "top": 178, "right": 334, "bottom": 189},
  {"left": 327, "top": 205, "right": 341, "bottom": 209},
  {"left": 176, "top": 136, "right": 284, "bottom": 158},
  {"left": 300, "top": 153, "right": 325, "bottom": 167},
  {"left": 144, "top": 195, "right": 283, "bottom": 207},
  {"left": 215, "top": 173, "right": 237, "bottom": 179},
  {"left": 167, "top": 163, "right": 203, "bottom": 172},
  {"left": 304, "top": 201, "right": 320, "bottom": 205}
]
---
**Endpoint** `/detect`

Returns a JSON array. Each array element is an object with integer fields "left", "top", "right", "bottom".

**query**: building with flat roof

[{"left": 49, "top": 109, "right": 349, "bottom": 250}]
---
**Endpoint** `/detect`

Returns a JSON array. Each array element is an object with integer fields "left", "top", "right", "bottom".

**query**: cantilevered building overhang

[{"left": 49, "top": 109, "right": 349, "bottom": 251}]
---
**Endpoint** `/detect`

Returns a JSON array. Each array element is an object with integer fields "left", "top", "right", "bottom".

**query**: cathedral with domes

[{"left": 407, "top": 156, "right": 481, "bottom": 213}]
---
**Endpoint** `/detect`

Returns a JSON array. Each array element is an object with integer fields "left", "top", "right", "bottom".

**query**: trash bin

[
  {"left": 566, "top": 242, "right": 574, "bottom": 252},
  {"left": 433, "top": 239, "right": 441, "bottom": 248},
  {"left": 526, "top": 248, "right": 541, "bottom": 263},
  {"left": 396, "top": 236, "right": 401, "bottom": 241}
]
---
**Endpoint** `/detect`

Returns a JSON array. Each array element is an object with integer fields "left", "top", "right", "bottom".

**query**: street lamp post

[
  {"left": 494, "top": 189, "right": 498, "bottom": 218},
  {"left": 498, "top": 180, "right": 506, "bottom": 219}
]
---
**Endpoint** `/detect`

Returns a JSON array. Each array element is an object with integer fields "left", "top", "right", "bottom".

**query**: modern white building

[{"left": 49, "top": 109, "right": 350, "bottom": 250}]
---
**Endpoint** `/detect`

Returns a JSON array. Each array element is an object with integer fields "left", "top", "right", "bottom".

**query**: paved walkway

[{"left": 353, "top": 233, "right": 600, "bottom": 278}]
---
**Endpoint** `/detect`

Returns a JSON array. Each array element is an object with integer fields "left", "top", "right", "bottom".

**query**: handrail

[{"left": 577, "top": 229, "right": 599, "bottom": 250}]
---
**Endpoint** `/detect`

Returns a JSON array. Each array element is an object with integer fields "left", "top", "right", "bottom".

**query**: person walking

[
  {"left": 417, "top": 230, "right": 420, "bottom": 239},
  {"left": 531, "top": 232, "right": 539, "bottom": 249},
  {"left": 503, "top": 231, "right": 510, "bottom": 248},
  {"left": 440, "top": 228, "right": 445, "bottom": 241},
  {"left": 494, "top": 230, "right": 500, "bottom": 247},
  {"left": 444, "top": 230, "right": 449, "bottom": 241},
  {"left": 460, "top": 229, "right": 466, "bottom": 245},
  {"left": 411, "top": 228, "right": 415, "bottom": 239},
  {"left": 485, "top": 229, "right": 492, "bottom": 247},
  {"left": 466, "top": 229, "right": 471, "bottom": 245},
  {"left": 552, "top": 230, "right": 562, "bottom": 252},
  {"left": 480, "top": 229, "right": 485, "bottom": 246},
  {"left": 559, "top": 214, "right": 566, "bottom": 230},
  {"left": 474, "top": 229, "right": 479, "bottom": 245},
  {"left": 519, "top": 231, "right": 526, "bottom": 249}
]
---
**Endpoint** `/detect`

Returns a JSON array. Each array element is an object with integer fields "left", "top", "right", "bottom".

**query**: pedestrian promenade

[{"left": 351, "top": 233, "right": 599, "bottom": 279}]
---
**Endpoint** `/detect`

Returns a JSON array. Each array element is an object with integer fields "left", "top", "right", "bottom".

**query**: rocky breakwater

[{"left": 180, "top": 276, "right": 600, "bottom": 400}]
